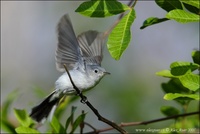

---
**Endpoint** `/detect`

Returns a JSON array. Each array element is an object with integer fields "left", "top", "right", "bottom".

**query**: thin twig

[
  {"left": 63, "top": 64, "right": 81, "bottom": 95},
  {"left": 131, "top": 0, "right": 137, "bottom": 8},
  {"left": 63, "top": 64, "right": 127, "bottom": 134},
  {"left": 84, "top": 122, "right": 97, "bottom": 132},
  {"left": 86, "top": 111, "right": 199, "bottom": 133}
]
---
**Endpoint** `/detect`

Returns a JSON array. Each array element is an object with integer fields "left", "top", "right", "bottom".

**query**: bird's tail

[{"left": 29, "top": 91, "right": 60, "bottom": 123}]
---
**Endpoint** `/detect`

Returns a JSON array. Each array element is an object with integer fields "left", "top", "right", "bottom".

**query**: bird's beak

[{"left": 104, "top": 71, "right": 111, "bottom": 75}]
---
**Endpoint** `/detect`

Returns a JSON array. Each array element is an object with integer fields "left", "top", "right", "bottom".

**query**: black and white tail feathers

[{"left": 29, "top": 91, "right": 60, "bottom": 123}]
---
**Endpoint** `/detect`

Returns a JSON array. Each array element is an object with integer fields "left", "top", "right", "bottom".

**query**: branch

[
  {"left": 63, "top": 64, "right": 127, "bottom": 134},
  {"left": 86, "top": 111, "right": 200, "bottom": 133}
]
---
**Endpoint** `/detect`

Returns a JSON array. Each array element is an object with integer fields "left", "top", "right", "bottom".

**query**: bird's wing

[
  {"left": 77, "top": 31, "right": 106, "bottom": 66},
  {"left": 55, "top": 14, "right": 83, "bottom": 72}
]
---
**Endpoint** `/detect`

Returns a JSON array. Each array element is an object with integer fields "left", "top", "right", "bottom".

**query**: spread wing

[
  {"left": 77, "top": 31, "right": 106, "bottom": 66},
  {"left": 55, "top": 14, "right": 83, "bottom": 72}
]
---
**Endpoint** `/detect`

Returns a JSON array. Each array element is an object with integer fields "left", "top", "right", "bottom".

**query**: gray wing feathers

[
  {"left": 77, "top": 31, "right": 105, "bottom": 65},
  {"left": 56, "top": 14, "right": 81, "bottom": 72}
]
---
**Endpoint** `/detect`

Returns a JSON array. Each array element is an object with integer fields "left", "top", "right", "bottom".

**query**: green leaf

[
  {"left": 155, "top": 0, "right": 183, "bottom": 12},
  {"left": 1, "top": 90, "right": 19, "bottom": 133},
  {"left": 2, "top": 89, "right": 19, "bottom": 118},
  {"left": 54, "top": 96, "right": 71, "bottom": 120},
  {"left": 161, "top": 79, "right": 189, "bottom": 94},
  {"left": 105, "top": 0, "right": 130, "bottom": 16},
  {"left": 1, "top": 119, "right": 16, "bottom": 134},
  {"left": 156, "top": 70, "right": 177, "bottom": 78},
  {"left": 160, "top": 106, "right": 179, "bottom": 116},
  {"left": 182, "top": 3, "right": 199, "bottom": 14},
  {"left": 181, "top": 0, "right": 200, "bottom": 14},
  {"left": 161, "top": 79, "right": 191, "bottom": 105},
  {"left": 156, "top": 62, "right": 199, "bottom": 77},
  {"left": 65, "top": 106, "right": 77, "bottom": 132},
  {"left": 164, "top": 93, "right": 199, "bottom": 100},
  {"left": 75, "top": 0, "right": 129, "bottom": 17},
  {"left": 191, "top": 50, "right": 200, "bottom": 65},
  {"left": 107, "top": 9, "right": 136, "bottom": 60},
  {"left": 70, "top": 113, "right": 86, "bottom": 134},
  {"left": 179, "top": 73, "right": 200, "bottom": 91},
  {"left": 170, "top": 61, "right": 199, "bottom": 76},
  {"left": 15, "top": 126, "right": 40, "bottom": 134},
  {"left": 14, "top": 109, "right": 34, "bottom": 127},
  {"left": 140, "top": 17, "right": 168, "bottom": 29},
  {"left": 180, "top": 0, "right": 200, "bottom": 9},
  {"left": 50, "top": 116, "right": 65, "bottom": 133},
  {"left": 166, "top": 9, "right": 200, "bottom": 23}
]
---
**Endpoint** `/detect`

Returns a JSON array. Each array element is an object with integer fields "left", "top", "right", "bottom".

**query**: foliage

[
  {"left": 75, "top": 0, "right": 130, "bottom": 17},
  {"left": 156, "top": 52, "right": 200, "bottom": 99},
  {"left": 1, "top": 90, "right": 85, "bottom": 133},
  {"left": 141, "top": 0, "right": 200, "bottom": 29},
  {"left": 107, "top": 9, "right": 136, "bottom": 60},
  {"left": 1, "top": 0, "right": 199, "bottom": 133},
  {"left": 1, "top": 90, "right": 19, "bottom": 134},
  {"left": 156, "top": 50, "right": 200, "bottom": 133}
]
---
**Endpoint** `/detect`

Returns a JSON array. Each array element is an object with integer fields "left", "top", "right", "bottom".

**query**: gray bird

[{"left": 30, "top": 14, "right": 109, "bottom": 123}]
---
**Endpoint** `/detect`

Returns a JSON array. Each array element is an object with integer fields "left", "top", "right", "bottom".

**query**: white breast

[{"left": 55, "top": 70, "right": 95, "bottom": 94}]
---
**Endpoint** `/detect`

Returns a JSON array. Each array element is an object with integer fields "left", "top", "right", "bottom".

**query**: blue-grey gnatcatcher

[{"left": 30, "top": 14, "right": 109, "bottom": 122}]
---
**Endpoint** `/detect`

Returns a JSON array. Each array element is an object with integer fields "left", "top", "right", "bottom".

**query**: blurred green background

[{"left": 1, "top": 1, "right": 199, "bottom": 133}]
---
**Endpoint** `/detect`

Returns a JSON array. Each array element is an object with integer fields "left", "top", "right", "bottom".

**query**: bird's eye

[{"left": 94, "top": 69, "right": 98, "bottom": 73}]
